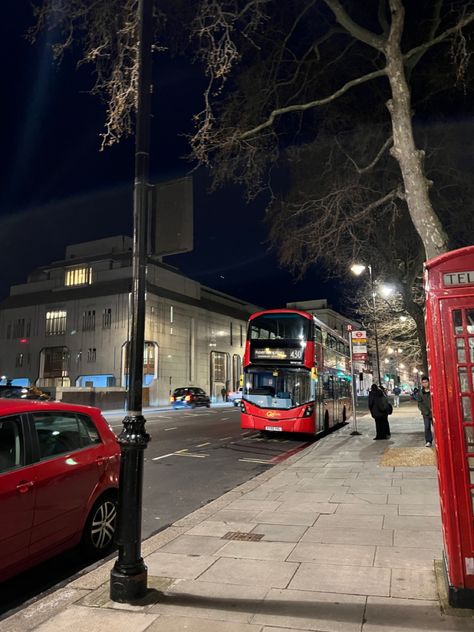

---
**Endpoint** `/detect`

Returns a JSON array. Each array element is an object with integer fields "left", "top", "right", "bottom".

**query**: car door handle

[{"left": 17, "top": 480, "right": 34, "bottom": 494}]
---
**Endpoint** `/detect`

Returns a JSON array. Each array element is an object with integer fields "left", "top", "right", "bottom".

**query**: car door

[
  {"left": 0, "top": 414, "right": 36, "bottom": 580},
  {"left": 28, "top": 411, "right": 107, "bottom": 556}
]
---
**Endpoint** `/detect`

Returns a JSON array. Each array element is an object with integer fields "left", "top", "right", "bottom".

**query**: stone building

[{"left": 0, "top": 236, "right": 260, "bottom": 406}]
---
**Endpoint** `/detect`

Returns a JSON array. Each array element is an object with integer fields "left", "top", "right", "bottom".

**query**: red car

[{"left": 0, "top": 399, "right": 120, "bottom": 582}]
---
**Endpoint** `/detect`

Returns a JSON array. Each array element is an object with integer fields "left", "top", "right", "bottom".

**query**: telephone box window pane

[
  {"left": 456, "top": 338, "right": 466, "bottom": 363},
  {"left": 464, "top": 425, "right": 474, "bottom": 449},
  {"left": 462, "top": 397, "right": 472, "bottom": 422},
  {"left": 459, "top": 367, "right": 469, "bottom": 393},
  {"left": 469, "top": 338, "right": 474, "bottom": 362},
  {"left": 467, "top": 310, "right": 474, "bottom": 334},
  {"left": 453, "top": 310, "right": 463, "bottom": 334},
  {"left": 468, "top": 457, "right": 474, "bottom": 484}
]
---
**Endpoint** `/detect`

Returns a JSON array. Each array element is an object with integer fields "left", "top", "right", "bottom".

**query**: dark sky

[{"left": 0, "top": 1, "right": 343, "bottom": 311}]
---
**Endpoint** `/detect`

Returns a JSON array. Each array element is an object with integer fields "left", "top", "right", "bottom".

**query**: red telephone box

[{"left": 425, "top": 246, "right": 474, "bottom": 608}]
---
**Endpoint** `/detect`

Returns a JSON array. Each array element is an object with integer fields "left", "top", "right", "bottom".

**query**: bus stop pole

[{"left": 348, "top": 329, "right": 361, "bottom": 436}]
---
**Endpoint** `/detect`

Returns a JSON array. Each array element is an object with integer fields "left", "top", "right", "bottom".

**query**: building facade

[{"left": 0, "top": 236, "right": 260, "bottom": 405}]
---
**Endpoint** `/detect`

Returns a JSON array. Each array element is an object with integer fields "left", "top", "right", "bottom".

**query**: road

[{"left": 0, "top": 404, "right": 313, "bottom": 620}]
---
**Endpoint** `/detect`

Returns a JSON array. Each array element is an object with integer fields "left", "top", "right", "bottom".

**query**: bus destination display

[{"left": 252, "top": 347, "right": 304, "bottom": 361}]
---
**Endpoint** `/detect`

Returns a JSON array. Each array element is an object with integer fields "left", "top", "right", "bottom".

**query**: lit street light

[{"left": 350, "top": 263, "right": 382, "bottom": 386}]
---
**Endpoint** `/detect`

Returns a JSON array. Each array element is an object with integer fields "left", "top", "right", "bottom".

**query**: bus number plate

[{"left": 265, "top": 426, "right": 283, "bottom": 432}]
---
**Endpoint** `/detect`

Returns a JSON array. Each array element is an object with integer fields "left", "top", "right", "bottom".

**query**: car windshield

[{"left": 173, "top": 388, "right": 190, "bottom": 396}]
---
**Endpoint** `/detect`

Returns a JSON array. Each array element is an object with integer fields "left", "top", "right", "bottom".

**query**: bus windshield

[
  {"left": 244, "top": 367, "right": 312, "bottom": 409},
  {"left": 249, "top": 313, "right": 310, "bottom": 341}
]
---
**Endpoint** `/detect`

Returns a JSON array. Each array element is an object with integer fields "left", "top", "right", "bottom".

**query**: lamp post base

[{"left": 110, "top": 563, "right": 148, "bottom": 602}]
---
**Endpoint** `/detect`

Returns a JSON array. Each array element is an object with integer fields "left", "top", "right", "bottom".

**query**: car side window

[
  {"left": 33, "top": 412, "right": 100, "bottom": 459},
  {"left": 0, "top": 416, "right": 24, "bottom": 473}
]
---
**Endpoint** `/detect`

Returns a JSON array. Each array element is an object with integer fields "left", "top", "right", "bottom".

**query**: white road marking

[
  {"left": 174, "top": 452, "right": 208, "bottom": 458},
  {"left": 196, "top": 442, "right": 211, "bottom": 447},
  {"left": 221, "top": 417, "right": 229, "bottom": 420},
  {"left": 238, "top": 458, "right": 272, "bottom": 464},
  {"left": 220, "top": 436, "right": 232, "bottom": 441},
  {"left": 152, "top": 452, "right": 178, "bottom": 461},
  {"left": 164, "top": 427, "right": 177, "bottom": 431}
]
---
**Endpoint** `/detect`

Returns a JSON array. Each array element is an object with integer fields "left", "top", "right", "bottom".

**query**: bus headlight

[
  {"left": 240, "top": 401, "right": 247, "bottom": 414},
  {"left": 303, "top": 404, "right": 314, "bottom": 417}
]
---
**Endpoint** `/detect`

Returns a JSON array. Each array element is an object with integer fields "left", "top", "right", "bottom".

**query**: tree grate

[{"left": 222, "top": 531, "right": 264, "bottom": 541}]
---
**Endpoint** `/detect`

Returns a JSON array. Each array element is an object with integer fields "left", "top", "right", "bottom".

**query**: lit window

[
  {"left": 46, "top": 311, "right": 67, "bottom": 336},
  {"left": 87, "top": 348, "right": 97, "bottom": 362},
  {"left": 65, "top": 267, "right": 92, "bottom": 287},
  {"left": 15, "top": 353, "right": 24, "bottom": 368}
]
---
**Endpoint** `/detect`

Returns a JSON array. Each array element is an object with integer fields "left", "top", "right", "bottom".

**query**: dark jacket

[
  {"left": 369, "top": 391, "right": 390, "bottom": 418},
  {"left": 417, "top": 388, "right": 432, "bottom": 418},
  {"left": 393, "top": 387, "right": 401, "bottom": 396}
]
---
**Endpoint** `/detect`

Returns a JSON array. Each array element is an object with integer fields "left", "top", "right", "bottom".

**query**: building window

[
  {"left": 6, "top": 323, "right": 11, "bottom": 339},
  {"left": 15, "top": 353, "right": 24, "bottom": 368},
  {"left": 230, "top": 322, "right": 233, "bottom": 346},
  {"left": 82, "top": 310, "right": 96, "bottom": 331},
  {"left": 102, "top": 308, "right": 112, "bottom": 329},
  {"left": 46, "top": 310, "right": 67, "bottom": 336},
  {"left": 240, "top": 325, "right": 243, "bottom": 346},
  {"left": 13, "top": 318, "right": 25, "bottom": 339},
  {"left": 87, "top": 348, "right": 97, "bottom": 362},
  {"left": 143, "top": 342, "right": 156, "bottom": 376},
  {"left": 232, "top": 354, "right": 242, "bottom": 391},
  {"left": 65, "top": 266, "right": 92, "bottom": 286},
  {"left": 26, "top": 321, "right": 31, "bottom": 337}
]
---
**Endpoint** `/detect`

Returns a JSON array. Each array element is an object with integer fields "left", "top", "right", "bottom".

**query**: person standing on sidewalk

[
  {"left": 393, "top": 385, "right": 401, "bottom": 407},
  {"left": 368, "top": 384, "right": 391, "bottom": 440},
  {"left": 417, "top": 375, "right": 433, "bottom": 447}
]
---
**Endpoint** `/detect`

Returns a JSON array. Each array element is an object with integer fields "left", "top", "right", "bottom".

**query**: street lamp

[
  {"left": 110, "top": 0, "right": 153, "bottom": 603},
  {"left": 350, "top": 263, "right": 382, "bottom": 386}
]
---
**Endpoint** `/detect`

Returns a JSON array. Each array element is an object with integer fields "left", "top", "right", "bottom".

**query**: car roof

[{"left": 0, "top": 399, "right": 102, "bottom": 416}]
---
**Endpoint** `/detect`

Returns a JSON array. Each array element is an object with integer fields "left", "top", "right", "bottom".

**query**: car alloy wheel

[{"left": 82, "top": 496, "right": 117, "bottom": 555}]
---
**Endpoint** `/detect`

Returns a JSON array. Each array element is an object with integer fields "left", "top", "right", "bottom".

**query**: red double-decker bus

[{"left": 240, "top": 309, "right": 352, "bottom": 435}]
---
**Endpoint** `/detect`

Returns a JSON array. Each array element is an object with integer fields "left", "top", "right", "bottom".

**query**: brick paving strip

[{"left": 3, "top": 404, "right": 473, "bottom": 632}]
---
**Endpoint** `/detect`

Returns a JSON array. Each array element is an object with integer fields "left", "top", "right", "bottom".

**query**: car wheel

[{"left": 81, "top": 493, "right": 117, "bottom": 557}]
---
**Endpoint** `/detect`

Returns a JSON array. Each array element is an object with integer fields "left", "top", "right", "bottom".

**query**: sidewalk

[{"left": 3, "top": 404, "right": 473, "bottom": 631}]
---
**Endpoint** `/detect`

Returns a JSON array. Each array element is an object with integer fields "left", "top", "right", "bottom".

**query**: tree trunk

[{"left": 384, "top": 3, "right": 449, "bottom": 260}]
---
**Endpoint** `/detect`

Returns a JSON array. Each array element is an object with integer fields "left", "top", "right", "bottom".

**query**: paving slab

[
  {"left": 314, "top": 513, "right": 384, "bottom": 529},
  {"left": 144, "top": 615, "right": 262, "bottom": 632},
  {"left": 329, "top": 491, "right": 388, "bottom": 504},
  {"left": 252, "top": 523, "right": 308, "bottom": 542},
  {"left": 334, "top": 502, "right": 398, "bottom": 516},
  {"left": 217, "top": 539, "right": 296, "bottom": 561},
  {"left": 145, "top": 552, "right": 217, "bottom": 579},
  {"left": 390, "top": 568, "right": 439, "bottom": 600},
  {"left": 33, "top": 605, "right": 159, "bottom": 632},
  {"left": 148, "top": 579, "right": 267, "bottom": 623},
  {"left": 225, "top": 499, "right": 281, "bottom": 512},
  {"left": 364, "top": 596, "right": 474, "bottom": 631},
  {"left": 255, "top": 510, "right": 319, "bottom": 526},
  {"left": 383, "top": 514, "right": 442, "bottom": 531},
  {"left": 197, "top": 557, "right": 298, "bottom": 588},
  {"left": 301, "top": 525, "right": 393, "bottom": 546},
  {"left": 158, "top": 535, "right": 227, "bottom": 556},
  {"left": 393, "top": 528, "right": 444, "bottom": 548},
  {"left": 289, "top": 561, "right": 391, "bottom": 596},
  {"left": 186, "top": 520, "right": 257, "bottom": 537},
  {"left": 252, "top": 587, "right": 366, "bottom": 632},
  {"left": 398, "top": 504, "right": 441, "bottom": 516},
  {"left": 374, "top": 545, "right": 441, "bottom": 570},
  {"left": 288, "top": 542, "right": 376, "bottom": 567}
]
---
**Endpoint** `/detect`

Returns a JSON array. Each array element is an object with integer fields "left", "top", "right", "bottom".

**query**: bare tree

[{"left": 189, "top": 0, "right": 473, "bottom": 259}]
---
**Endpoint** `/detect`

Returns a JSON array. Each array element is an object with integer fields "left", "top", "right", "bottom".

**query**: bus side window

[{"left": 314, "top": 327, "right": 322, "bottom": 343}]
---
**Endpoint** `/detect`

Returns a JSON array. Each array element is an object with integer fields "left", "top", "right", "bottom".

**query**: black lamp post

[
  {"left": 110, "top": 0, "right": 153, "bottom": 603},
  {"left": 350, "top": 263, "right": 383, "bottom": 387}
]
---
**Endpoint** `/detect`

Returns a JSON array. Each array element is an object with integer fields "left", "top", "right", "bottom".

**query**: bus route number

[{"left": 289, "top": 349, "right": 303, "bottom": 360}]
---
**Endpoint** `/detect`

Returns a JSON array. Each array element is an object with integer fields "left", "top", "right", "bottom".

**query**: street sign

[{"left": 351, "top": 330, "right": 368, "bottom": 361}]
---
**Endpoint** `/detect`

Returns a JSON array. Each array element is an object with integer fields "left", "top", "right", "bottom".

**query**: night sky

[{"left": 0, "top": 3, "right": 352, "bottom": 311}]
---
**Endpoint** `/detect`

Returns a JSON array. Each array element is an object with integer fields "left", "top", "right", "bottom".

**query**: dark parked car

[
  {"left": 170, "top": 387, "right": 211, "bottom": 409},
  {"left": 0, "top": 385, "right": 51, "bottom": 400},
  {"left": 0, "top": 399, "right": 120, "bottom": 583}
]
